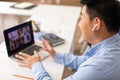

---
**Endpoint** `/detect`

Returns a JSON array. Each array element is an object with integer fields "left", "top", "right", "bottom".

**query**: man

[{"left": 15, "top": 0, "right": 120, "bottom": 80}]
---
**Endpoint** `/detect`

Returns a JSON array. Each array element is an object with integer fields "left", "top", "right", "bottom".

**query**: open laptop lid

[{"left": 3, "top": 21, "right": 34, "bottom": 56}]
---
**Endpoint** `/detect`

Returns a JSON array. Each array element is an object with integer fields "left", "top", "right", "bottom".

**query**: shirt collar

[{"left": 86, "top": 33, "right": 120, "bottom": 57}]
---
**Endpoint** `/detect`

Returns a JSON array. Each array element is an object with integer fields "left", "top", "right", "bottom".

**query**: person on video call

[{"left": 15, "top": 0, "right": 120, "bottom": 80}]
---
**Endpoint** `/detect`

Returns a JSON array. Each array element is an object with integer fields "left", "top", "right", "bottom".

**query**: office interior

[{"left": 0, "top": 0, "right": 89, "bottom": 79}]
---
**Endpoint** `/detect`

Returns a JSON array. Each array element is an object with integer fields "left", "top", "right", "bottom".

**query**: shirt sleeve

[
  {"left": 54, "top": 52, "right": 89, "bottom": 70},
  {"left": 32, "top": 62, "right": 53, "bottom": 80},
  {"left": 64, "top": 66, "right": 105, "bottom": 80}
]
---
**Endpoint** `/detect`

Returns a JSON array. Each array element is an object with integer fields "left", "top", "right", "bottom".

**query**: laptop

[{"left": 3, "top": 21, "right": 48, "bottom": 59}]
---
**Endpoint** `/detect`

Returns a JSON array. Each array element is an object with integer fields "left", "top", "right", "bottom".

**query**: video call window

[{"left": 8, "top": 26, "right": 31, "bottom": 51}]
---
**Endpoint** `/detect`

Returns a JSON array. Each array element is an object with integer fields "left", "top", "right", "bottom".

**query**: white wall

[{"left": 0, "top": 14, "right": 29, "bottom": 44}]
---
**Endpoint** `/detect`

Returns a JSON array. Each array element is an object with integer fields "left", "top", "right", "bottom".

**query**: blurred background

[
  {"left": 0, "top": 0, "right": 81, "bottom": 6},
  {"left": 0, "top": 0, "right": 89, "bottom": 79}
]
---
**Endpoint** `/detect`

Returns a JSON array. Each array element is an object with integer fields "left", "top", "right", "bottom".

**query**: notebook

[
  {"left": 3, "top": 21, "right": 49, "bottom": 60},
  {"left": 41, "top": 33, "right": 65, "bottom": 47}
]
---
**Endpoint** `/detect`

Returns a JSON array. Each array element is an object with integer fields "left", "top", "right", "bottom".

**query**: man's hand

[
  {"left": 15, "top": 51, "right": 41, "bottom": 69},
  {"left": 42, "top": 39, "right": 56, "bottom": 58}
]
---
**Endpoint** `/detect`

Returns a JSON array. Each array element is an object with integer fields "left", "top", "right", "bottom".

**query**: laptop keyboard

[
  {"left": 13, "top": 45, "right": 49, "bottom": 61},
  {"left": 23, "top": 45, "right": 49, "bottom": 60},
  {"left": 23, "top": 45, "right": 42, "bottom": 55}
]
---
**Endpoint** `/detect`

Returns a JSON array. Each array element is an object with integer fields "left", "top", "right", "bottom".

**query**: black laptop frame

[{"left": 3, "top": 21, "right": 35, "bottom": 56}]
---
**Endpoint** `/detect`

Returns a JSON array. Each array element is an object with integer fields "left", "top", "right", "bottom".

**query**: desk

[{"left": 0, "top": 1, "right": 81, "bottom": 80}]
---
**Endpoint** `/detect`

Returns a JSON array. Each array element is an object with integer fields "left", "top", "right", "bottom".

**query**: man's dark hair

[{"left": 80, "top": 0, "right": 120, "bottom": 32}]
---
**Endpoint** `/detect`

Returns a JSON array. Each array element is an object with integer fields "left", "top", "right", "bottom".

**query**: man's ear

[{"left": 92, "top": 17, "right": 102, "bottom": 31}]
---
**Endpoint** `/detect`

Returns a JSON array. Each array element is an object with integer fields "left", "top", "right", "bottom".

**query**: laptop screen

[{"left": 3, "top": 21, "right": 34, "bottom": 56}]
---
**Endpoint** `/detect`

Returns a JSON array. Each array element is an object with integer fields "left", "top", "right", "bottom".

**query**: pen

[{"left": 13, "top": 74, "right": 34, "bottom": 80}]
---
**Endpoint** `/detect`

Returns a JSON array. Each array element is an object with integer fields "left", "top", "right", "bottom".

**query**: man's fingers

[
  {"left": 34, "top": 50, "right": 39, "bottom": 57},
  {"left": 42, "top": 47, "right": 48, "bottom": 51},
  {"left": 42, "top": 39, "right": 47, "bottom": 48},
  {"left": 16, "top": 59, "right": 31, "bottom": 68},
  {"left": 19, "top": 63, "right": 29, "bottom": 67},
  {"left": 42, "top": 39, "right": 50, "bottom": 47},
  {"left": 16, "top": 59, "right": 26, "bottom": 64},
  {"left": 18, "top": 52, "right": 31, "bottom": 58},
  {"left": 42, "top": 39, "right": 52, "bottom": 51},
  {"left": 15, "top": 54, "right": 26, "bottom": 60}
]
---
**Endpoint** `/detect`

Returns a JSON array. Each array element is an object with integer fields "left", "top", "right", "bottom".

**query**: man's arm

[
  {"left": 15, "top": 51, "right": 53, "bottom": 80},
  {"left": 32, "top": 59, "right": 104, "bottom": 80},
  {"left": 32, "top": 62, "right": 53, "bottom": 80},
  {"left": 54, "top": 52, "right": 89, "bottom": 70},
  {"left": 64, "top": 66, "right": 105, "bottom": 80}
]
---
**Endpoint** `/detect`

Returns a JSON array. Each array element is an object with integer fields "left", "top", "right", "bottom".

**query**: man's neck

[{"left": 92, "top": 31, "right": 117, "bottom": 45}]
